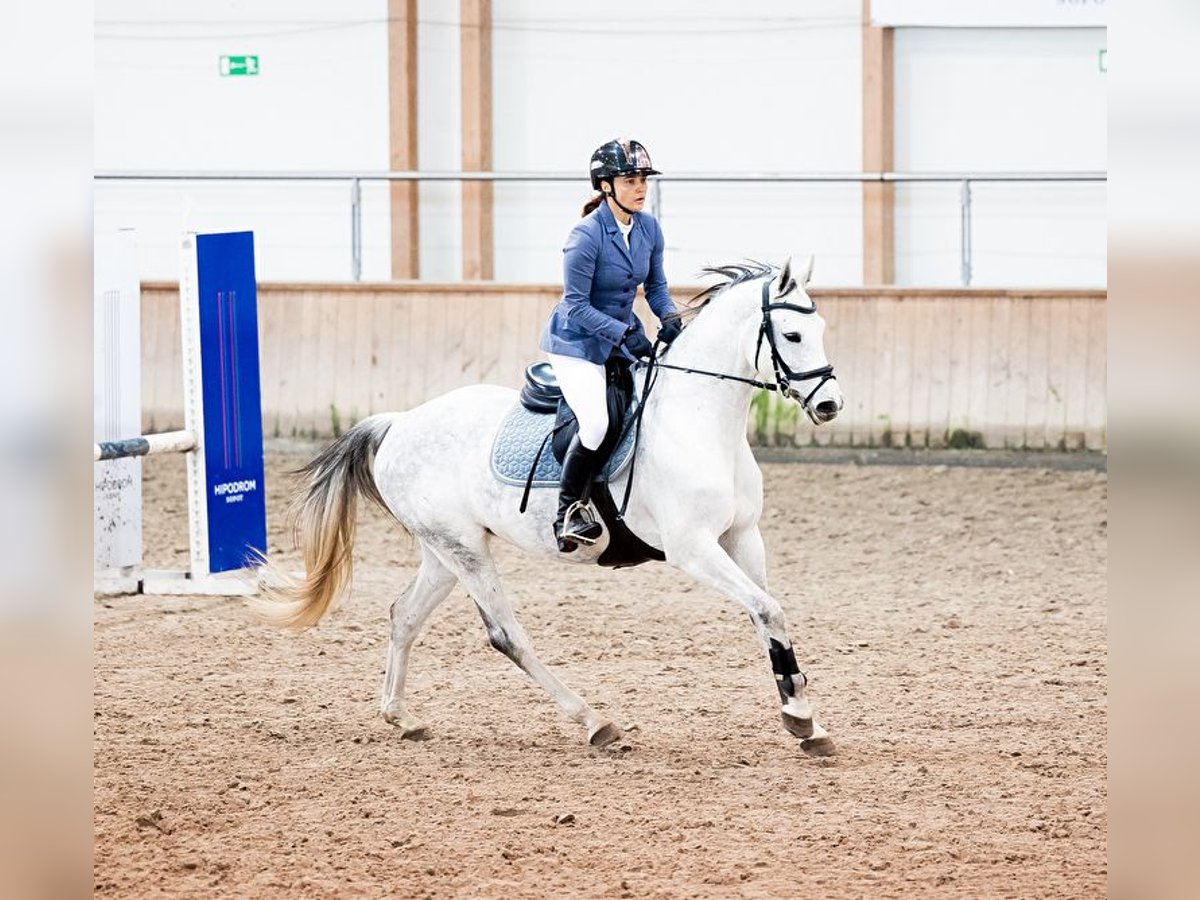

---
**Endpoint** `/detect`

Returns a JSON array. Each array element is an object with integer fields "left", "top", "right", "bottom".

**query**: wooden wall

[
  {"left": 752, "top": 289, "right": 1106, "bottom": 451},
  {"left": 140, "top": 282, "right": 1106, "bottom": 450}
]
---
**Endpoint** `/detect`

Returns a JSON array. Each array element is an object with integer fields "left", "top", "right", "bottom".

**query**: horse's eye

[{"left": 783, "top": 332, "right": 802, "bottom": 343}]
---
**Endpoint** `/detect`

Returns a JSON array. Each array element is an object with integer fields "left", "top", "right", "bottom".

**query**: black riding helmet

[{"left": 589, "top": 139, "right": 661, "bottom": 191}]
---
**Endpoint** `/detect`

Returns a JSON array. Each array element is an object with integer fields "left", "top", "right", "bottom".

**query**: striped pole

[{"left": 93, "top": 430, "right": 196, "bottom": 462}]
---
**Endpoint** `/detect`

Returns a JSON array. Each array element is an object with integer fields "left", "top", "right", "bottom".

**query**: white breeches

[{"left": 546, "top": 353, "right": 609, "bottom": 450}]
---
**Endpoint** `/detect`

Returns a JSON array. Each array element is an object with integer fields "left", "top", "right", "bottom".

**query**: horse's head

[{"left": 751, "top": 256, "right": 843, "bottom": 425}]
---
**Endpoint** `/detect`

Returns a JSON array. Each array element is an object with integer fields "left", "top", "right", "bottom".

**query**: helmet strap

[{"left": 602, "top": 179, "right": 639, "bottom": 219}]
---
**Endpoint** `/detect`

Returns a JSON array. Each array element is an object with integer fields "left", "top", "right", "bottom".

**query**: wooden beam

[
  {"left": 388, "top": 0, "right": 419, "bottom": 279},
  {"left": 862, "top": 0, "right": 895, "bottom": 285},
  {"left": 461, "top": 0, "right": 493, "bottom": 280}
]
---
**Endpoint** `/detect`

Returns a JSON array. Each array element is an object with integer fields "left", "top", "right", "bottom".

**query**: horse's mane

[{"left": 678, "top": 260, "right": 780, "bottom": 323}]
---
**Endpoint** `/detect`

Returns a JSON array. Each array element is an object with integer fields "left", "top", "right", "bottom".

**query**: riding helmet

[{"left": 589, "top": 139, "right": 661, "bottom": 190}]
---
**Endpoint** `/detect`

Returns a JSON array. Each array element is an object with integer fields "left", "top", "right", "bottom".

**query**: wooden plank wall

[
  {"left": 784, "top": 290, "right": 1106, "bottom": 451},
  {"left": 140, "top": 283, "right": 1107, "bottom": 450}
]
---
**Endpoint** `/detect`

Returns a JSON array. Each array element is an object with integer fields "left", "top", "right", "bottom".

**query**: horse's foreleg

[
  {"left": 429, "top": 540, "right": 621, "bottom": 748},
  {"left": 380, "top": 545, "right": 458, "bottom": 738},
  {"left": 668, "top": 533, "right": 833, "bottom": 755},
  {"left": 720, "top": 525, "right": 769, "bottom": 591}
]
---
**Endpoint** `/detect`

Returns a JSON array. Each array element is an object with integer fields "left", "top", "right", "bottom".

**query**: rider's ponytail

[{"left": 581, "top": 192, "right": 605, "bottom": 217}]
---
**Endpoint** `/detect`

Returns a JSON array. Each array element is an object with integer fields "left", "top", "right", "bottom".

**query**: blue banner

[{"left": 195, "top": 232, "right": 267, "bottom": 572}]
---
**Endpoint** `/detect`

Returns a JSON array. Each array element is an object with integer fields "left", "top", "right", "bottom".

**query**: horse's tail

[{"left": 253, "top": 415, "right": 400, "bottom": 630}]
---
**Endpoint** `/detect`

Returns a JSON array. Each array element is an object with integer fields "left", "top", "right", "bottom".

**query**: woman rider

[{"left": 539, "top": 138, "right": 682, "bottom": 552}]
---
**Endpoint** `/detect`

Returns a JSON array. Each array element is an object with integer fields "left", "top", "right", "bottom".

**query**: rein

[{"left": 648, "top": 360, "right": 776, "bottom": 392}]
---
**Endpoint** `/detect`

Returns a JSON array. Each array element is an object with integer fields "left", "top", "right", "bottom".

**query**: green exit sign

[{"left": 220, "top": 55, "right": 259, "bottom": 77}]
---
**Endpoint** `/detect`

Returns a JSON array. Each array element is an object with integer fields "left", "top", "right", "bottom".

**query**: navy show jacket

[{"left": 539, "top": 201, "right": 677, "bottom": 364}]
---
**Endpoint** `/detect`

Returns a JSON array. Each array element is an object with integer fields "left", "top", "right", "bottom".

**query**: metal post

[
  {"left": 350, "top": 177, "right": 362, "bottom": 282},
  {"left": 650, "top": 179, "right": 662, "bottom": 223},
  {"left": 960, "top": 178, "right": 973, "bottom": 287}
]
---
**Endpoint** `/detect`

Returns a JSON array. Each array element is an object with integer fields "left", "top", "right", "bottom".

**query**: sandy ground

[{"left": 95, "top": 449, "right": 1107, "bottom": 898}]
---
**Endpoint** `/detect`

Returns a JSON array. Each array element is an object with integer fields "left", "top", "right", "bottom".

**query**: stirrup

[{"left": 559, "top": 501, "right": 602, "bottom": 546}]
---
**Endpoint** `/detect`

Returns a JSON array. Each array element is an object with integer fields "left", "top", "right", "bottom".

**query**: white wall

[
  {"left": 893, "top": 27, "right": 1107, "bottom": 286},
  {"left": 95, "top": 0, "right": 393, "bottom": 280},
  {"left": 416, "top": 0, "right": 462, "bottom": 281},
  {"left": 490, "top": 0, "right": 863, "bottom": 285},
  {"left": 95, "top": 3, "right": 1106, "bottom": 287}
]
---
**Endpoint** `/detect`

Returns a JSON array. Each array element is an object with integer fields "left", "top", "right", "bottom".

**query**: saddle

[
  {"left": 518, "top": 362, "right": 561, "bottom": 414},
  {"left": 519, "top": 360, "right": 630, "bottom": 466},
  {"left": 489, "top": 358, "right": 664, "bottom": 569}
]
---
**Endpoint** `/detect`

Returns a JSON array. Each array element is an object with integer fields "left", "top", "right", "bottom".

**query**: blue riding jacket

[{"left": 539, "top": 202, "right": 677, "bottom": 364}]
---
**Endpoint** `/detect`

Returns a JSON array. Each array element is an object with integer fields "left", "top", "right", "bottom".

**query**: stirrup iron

[{"left": 560, "top": 500, "right": 602, "bottom": 546}]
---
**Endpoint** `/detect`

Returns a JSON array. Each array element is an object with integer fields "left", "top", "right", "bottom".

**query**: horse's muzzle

[{"left": 809, "top": 399, "right": 841, "bottom": 424}]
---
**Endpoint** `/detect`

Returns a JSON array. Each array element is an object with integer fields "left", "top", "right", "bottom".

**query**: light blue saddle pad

[{"left": 490, "top": 402, "right": 639, "bottom": 488}]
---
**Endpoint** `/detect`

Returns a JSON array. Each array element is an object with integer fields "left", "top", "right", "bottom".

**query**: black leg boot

[{"left": 554, "top": 436, "right": 604, "bottom": 552}]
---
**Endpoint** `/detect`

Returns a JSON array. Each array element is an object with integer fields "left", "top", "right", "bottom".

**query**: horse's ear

[
  {"left": 777, "top": 257, "right": 793, "bottom": 291},
  {"left": 798, "top": 254, "right": 814, "bottom": 286}
]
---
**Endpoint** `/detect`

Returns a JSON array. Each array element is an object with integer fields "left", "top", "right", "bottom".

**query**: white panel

[
  {"left": 94, "top": 182, "right": 372, "bottom": 282},
  {"left": 894, "top": 27, "right": 1106, "bottom": 286},
  {"left": 872, "top": 0, "right": 1107, "bottom": 28},
  {"left": 95, "top": 0, "right": 391, "bottom": 281},
  {"left": 417, "top": 0, "right": 463, "bottom": 281},
  {"left": 491, "top": 0, "right": 863, "bottom": 284},
  {"left": 95, "top": 0, "right": 388, "bottom": 170},
  {"left": 94, "top": 230, "right": 142, "bottom": 571},
  {"left": 94, "top": 2, "right": 1106, "bottom": 288}
]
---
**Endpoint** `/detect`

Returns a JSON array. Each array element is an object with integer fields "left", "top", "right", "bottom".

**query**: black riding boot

[{"left": 554, "top": 436, "right": 604, "bottom": 552}]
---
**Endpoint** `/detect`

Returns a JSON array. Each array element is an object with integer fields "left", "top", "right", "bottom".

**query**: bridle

[
  {"left": 648, "top": 277, "right": 838, "bottom": 420},
  {"left": 752, "top": 279, "right": 838, "bottom": 408},
  {"left": 612, "top": 276, "right": 838, "bottom": 519}
]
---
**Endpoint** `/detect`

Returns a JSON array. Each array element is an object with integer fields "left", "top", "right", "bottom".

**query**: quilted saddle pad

[{"left": 490, "top": 402, "right": 639, "bottom": 488}]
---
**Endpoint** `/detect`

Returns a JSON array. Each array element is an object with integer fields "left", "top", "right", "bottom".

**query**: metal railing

[{"left": 94, "top": 170, "right": 1107, "bottom": 285}]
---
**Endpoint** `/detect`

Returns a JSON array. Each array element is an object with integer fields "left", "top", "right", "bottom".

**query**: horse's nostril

[{"left": 816, "top": 400, "right": 839, "bottom": 419}]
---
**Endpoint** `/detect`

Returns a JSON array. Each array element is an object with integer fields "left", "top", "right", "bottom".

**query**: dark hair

[{"left": 581, "top": 191, "right": 605, "bottom": 217}]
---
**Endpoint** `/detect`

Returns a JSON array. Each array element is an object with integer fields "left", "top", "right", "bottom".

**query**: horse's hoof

[
  {"left": 798, "top": 721, "right": 834, "bottom": 756},
  {"left": 399, "top": 723, "right": 430, "bottom": 741},
  {"left": 801, "top": 736, "right": 836, "bottom": 757},
  {"left": 781, "top": 711, "right": 815, "bottom": 739},
  {"left": 588, "top": 721, "right": 623, "bottom": 748},
  {"left": 382, "top": 709, "right": 429, "bottom": 741}
]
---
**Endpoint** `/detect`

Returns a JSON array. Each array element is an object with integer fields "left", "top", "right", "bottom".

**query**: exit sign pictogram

[{"left": 220, "top": 55, "right": 259, "bottom": 77}]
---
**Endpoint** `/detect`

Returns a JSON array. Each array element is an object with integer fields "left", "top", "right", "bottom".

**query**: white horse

[{"left": 259, "top": 258, "right": 844, "bottom": 754}]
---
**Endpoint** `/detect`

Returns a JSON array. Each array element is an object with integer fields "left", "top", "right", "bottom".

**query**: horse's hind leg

[
  {"left": 429, "top": 537, "right": 621, "bottom": 748},
  {"left": 380, "top": 544, "right": 458, "bottom": 738}
]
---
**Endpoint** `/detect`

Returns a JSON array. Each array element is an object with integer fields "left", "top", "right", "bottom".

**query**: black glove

[
  {"left": 622, "top": 328, "right": 655, "bottom": 360},
  {"left": 657, "top": 318, "right": 682, "bottom": 345}
]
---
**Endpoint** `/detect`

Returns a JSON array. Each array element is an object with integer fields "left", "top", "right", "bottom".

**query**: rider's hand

[
  {"left": 656, "top": 318, "right": 682, "bottom": 345},
  {"left": 622, "top": 328, "right": 655, "bottom": 360}
]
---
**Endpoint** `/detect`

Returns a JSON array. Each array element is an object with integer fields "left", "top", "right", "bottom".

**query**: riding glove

[
  {"left": 657, "top": 318, "right": 683, "bottom": 345},
  {"left": 622, "top": 328, "right": 655, "bottom": 360}
]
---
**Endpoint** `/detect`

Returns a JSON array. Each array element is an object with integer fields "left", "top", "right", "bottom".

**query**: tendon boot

[{"left": 554, "top": 435, "right": 604, "bottom": 552}]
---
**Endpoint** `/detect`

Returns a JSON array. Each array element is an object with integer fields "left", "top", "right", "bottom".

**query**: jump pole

[{"left": 93, "top": 230, "right": 268, "bottom": 596}]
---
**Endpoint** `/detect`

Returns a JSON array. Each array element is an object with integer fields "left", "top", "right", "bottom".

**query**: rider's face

[{"left": 607, "top": 174, "right": 648, "bottom": 213}]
